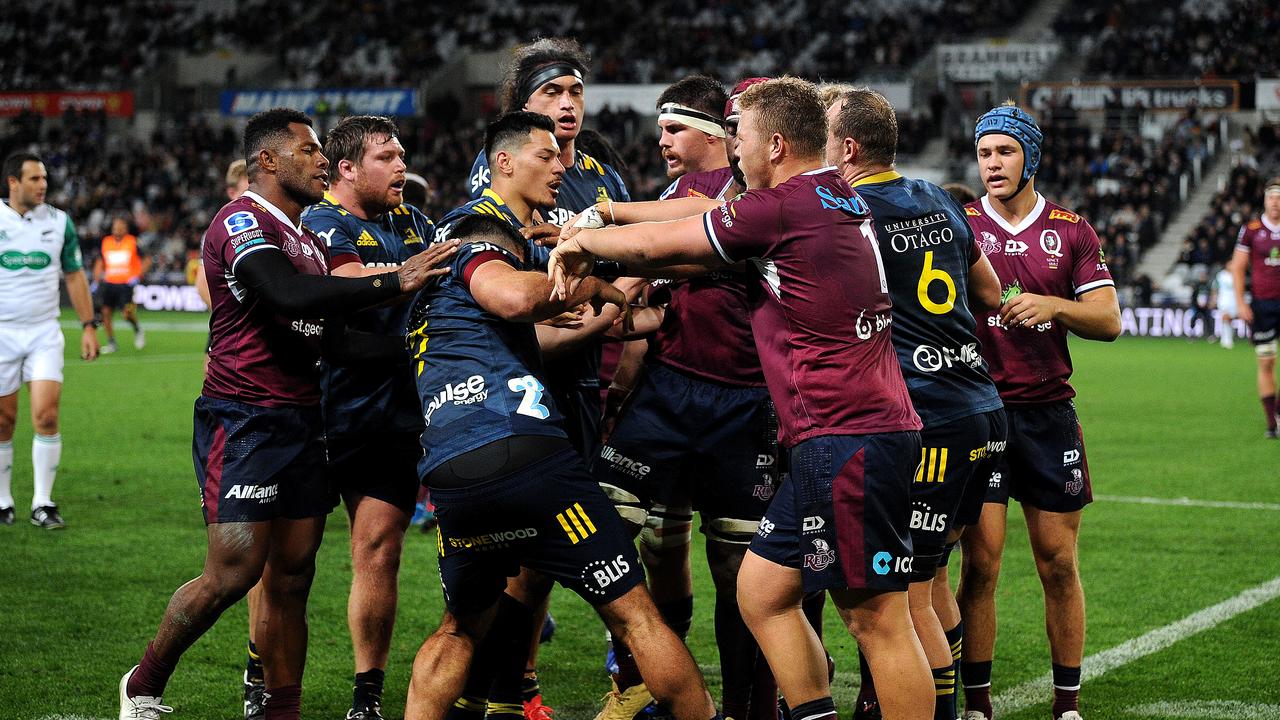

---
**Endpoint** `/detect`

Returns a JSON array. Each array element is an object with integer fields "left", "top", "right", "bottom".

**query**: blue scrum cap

[{"left": 974, "top": 105, "right": 1043, "bottom": 184}]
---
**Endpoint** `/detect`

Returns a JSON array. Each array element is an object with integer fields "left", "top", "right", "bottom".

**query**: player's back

[
  {"left": 855, "top": 172, "right": 1001, "bottom": 427},
  {"left": 704, "top": 168, "right": 919, "bottom": 445},
  {"left": 965, "top": 194, "right": 1113, "bottom": 405},
  {"left": 408, "top": 239, "right": 566, "bottom": 477},
  {"left": 202, "top": 191, "right": 330, "bottom": 407}
]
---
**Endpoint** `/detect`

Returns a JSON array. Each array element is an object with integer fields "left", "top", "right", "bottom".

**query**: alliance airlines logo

[{"left": 224, "top": 483, "right": 279, "bottom": 503}]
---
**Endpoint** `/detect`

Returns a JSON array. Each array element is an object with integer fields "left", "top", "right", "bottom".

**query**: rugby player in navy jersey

[
  {"left": 118, "top": 108, "right": 458, "bottom": 720},
  {"left": 440, "top": 111, "right": 645, "bottom": 720},
  {"left": 401, "top": 214, "right": 718, "bottom": 720},
  {"left": 302, "top": 115, "right": 435, "bottom": 720},
  {"left": 549, "top": 78, "right": 933, "bottom": 720},
  {"left": 469, "top": 38, "right": 630, "bottom": 459},
  {"left": 959, "top": 105, "right": 1120, "bottom": 720},
  {"left": 824, "top": 87, "right": 1006, "bottom": 720}
]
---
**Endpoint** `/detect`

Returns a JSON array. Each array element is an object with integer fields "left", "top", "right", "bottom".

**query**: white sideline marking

[
  {"left": 993, "top": 575, "right": 1280, "bottom": 716},
  {"left": 1127, "top": 700, "right": 1280, "bottom": 719},
  {"left": 38, "top": 715, "right": 114, "bottom": 720},
  {"left": 1096, "top": 494, "right": 1280, "bottom": 512},
  {"left": 60, "top": 319, "right": 208, "bottom": 333}
]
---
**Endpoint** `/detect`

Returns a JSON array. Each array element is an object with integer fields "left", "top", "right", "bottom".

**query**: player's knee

[
  {"left": 355, "top": 534, "right": 403, "bottom": 575},
  {"left": 638, "top": 503, "right": 693, "bottom": 552},
  {"left": 1034, "top": 551, "right": 1079, "bottom": 590},
  {"left": 32, "top": 408, "right": 58, "bottom": 436},
  {"left": 598, "top": 482, "right": 649, "bottom": 536}
]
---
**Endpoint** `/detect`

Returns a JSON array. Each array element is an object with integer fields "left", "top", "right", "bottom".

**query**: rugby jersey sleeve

[
  {"left": 60, "top": 213, "right": 84, "bottom": 272},
  {"left": 1070, "top": 221, "right": 1115, "bottom": 297},
  {"left": 304, "top": 204, "right": 361, "bottom": 269},
  {"left": 701, "top": 189, "right": 777, "bottom": 263}
]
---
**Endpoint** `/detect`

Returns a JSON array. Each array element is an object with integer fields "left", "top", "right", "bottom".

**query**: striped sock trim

[
  {"left": 1053, "top": 684, "right": 1082, "bottom": 691},
  {"left": 486, "top": 702, "right": 524, "bottom": 716},
  {"left": 453, "top": 696, "right": 487, "bottom": 712},
  {"left": 962, "top": 682, "right": 992, "bottom": 690},
  {"left": 34, "top": 434, "right": 60, "bottom": 444}
]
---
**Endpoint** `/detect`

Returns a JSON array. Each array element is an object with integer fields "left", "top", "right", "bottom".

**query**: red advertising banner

[{"left": 0, "top": 92, "right": 135, "bottom": 118}]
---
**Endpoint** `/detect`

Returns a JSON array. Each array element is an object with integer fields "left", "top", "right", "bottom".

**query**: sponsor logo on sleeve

[
  {"left": 224, "top": 211, "right": 259, "bottom": 236},
  {"left": 965, "top": 206, "right": 982, "bottom": 217},
  {"left": 1048, "top": 208, "right": 1080, "bottom": 223}
]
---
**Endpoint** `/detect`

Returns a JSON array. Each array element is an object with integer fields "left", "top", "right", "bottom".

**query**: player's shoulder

[
  {"left": 302, "top": 193, "right": 350, "bottom": 221},
  {"left": 210, "top": 195, "right": 274, "bottom": 242},
  {"left": 1246, "top": 218, "right": 1264, "bottom": 231},
  {"left": 676, "top": 167, "right": 734, "bottom": 200},
  {"left": 1043, "top": 198, "right": 1084, "bottom": 226},
  {"left": 962, "top": 199, "right": 984, "bottom": 218},
  {"left": 575, "top": 150, "right": 610, "bottom": 178}
]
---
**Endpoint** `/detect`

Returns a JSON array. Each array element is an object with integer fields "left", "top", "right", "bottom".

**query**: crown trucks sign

[
  {"left": 0, "top": 92, "right": 134, "bottom": 118},
  {"left": 1021, "top": 80, "right": 1240, "bottom": 112}
]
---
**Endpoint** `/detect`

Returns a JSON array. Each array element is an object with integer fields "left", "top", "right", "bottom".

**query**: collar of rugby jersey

[
  {"left": 242, "top": 189, "right": 303, "bottom": 234},
  {"left": 850, "top": 169, "right": 902, "bottom": 187}
]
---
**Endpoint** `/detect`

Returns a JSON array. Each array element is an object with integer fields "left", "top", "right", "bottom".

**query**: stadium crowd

[{"left": 1052, "top": 0, "right": 1280, "bottom": 80}]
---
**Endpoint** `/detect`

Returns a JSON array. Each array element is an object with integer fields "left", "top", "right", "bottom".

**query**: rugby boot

[
  {"left": 594, "top": 680, "right": 652, "bottom": 720},
  {"left": 31, "top": 504, "right": 65, "bottom": 529},
  {"left": 120, "top": 666, "right": 173, "bottom": 720}
]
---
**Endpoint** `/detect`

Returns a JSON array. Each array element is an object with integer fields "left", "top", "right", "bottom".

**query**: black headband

[{"left": 519, "top": 63, "right": 584, "bottom": 105}]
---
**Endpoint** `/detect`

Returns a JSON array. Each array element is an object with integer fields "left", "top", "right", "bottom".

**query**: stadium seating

[{"left": 1053, "top": 0, "right": 1279, "bottom": 80}]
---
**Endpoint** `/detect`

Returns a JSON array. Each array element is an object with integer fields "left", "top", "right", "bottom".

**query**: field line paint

[
  {"left": 60, "top": 319, "right": 207, "bottom": 333},
  {"left": 65, "top": 353, "right": 204, "bottom": 367},
  {"left": 1096, "top": 494, "right": 1280, "bottom": 512},
  {"left": 1126, "top": 700, "right": 1280, "bottom": 719},
  {"left": 993, "top": 575, "right": 1280, "bottom": 716}
]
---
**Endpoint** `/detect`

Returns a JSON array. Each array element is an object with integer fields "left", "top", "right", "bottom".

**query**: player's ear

[
  {"left": 770, "top": 133, "right": 785, "bottom": 163},
  {"left": 339, "top": 158, "right": 357, "bottom": 183},
  {"left": 495, "top": 149, "right": 514, "bottom": 177},
  {"left": 844, "top": 137, "right": 860, "bottom": 166},
  {"left": 257, "top": 147, "right": 276, "bottom": 174}
]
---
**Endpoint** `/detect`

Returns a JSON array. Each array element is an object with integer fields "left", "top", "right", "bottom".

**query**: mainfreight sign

[
  {"left": 220, "top": 89, "right": 416, "bottom": 117},
  {"left": 1120, "top": 306, "right": 1247, "bottom": 339}
]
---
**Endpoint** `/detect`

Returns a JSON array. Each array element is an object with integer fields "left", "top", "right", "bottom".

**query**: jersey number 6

[{"left": 917, "top": 250, "right": 956, "bottom": 315}]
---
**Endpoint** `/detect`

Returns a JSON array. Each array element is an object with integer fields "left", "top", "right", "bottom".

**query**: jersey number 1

[{"left": 508, "top": 375, "right": 551, "bottom": 420}]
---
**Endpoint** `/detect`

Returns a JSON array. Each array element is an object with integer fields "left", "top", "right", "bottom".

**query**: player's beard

[{"left": 282, "top": 165, "right": 325, "bottom": 207}]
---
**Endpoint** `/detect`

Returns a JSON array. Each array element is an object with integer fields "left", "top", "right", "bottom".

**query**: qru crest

[{"left": 803, "top": 538, "right": 836, "bottom": 571}]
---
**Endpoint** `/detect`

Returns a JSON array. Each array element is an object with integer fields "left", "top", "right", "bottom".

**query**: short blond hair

[
  {"left": 818, "top": 82, "right": 857, "bottom": 109},
  {"left": 225, "top": 158, "right": 248, "bottom": 187},
  {"left": 738, "top": 76, "right": 827, "bottom": 160}
]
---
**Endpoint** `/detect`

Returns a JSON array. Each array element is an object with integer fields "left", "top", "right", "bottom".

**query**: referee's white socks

[
  {"left": 32, "top": 433, "right": 60, "bottom": 509},
  {"left": 0, "top": 439, "right": 12, "bottom": 509}
]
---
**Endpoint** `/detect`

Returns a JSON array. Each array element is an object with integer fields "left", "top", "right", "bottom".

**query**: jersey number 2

[{"left": 508, "top": 375, "right": 550, "bottom": 420}]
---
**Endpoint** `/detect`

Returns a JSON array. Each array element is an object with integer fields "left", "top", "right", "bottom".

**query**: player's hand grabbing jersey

[
  {"left": 407, "top": 240, "right": 566, "bottom": 478},
  {"left": 966, "top": 195, "right": 1114, "bottom": 405},
  {"left": 202, "top": 191, "right": 330, "bottom": 406},
  {"left": 303, "top": 194, "right": 434, "bottom": 439},
  {"left": 433, "top": 190, "right": 550, "bottom": 268}
]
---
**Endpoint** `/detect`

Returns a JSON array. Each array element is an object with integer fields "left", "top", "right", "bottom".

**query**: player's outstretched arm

[
  {"left": 551, "top": 197, "right": 725, "bottom": 246},
  {"left": 234, "top": 241, "right": 458, "bottom": 318},
  {"left": 64, "top": 269, "right": 100, "bottom": 361},
  {"left": 999, "top": 286, "right": 1121, "bottom": 341},
  {"left": 470, "top": 259, "right": 626, "bottom": 325},
  {"left": 548, "top": 215, "right": 722, "bottom": 299}
]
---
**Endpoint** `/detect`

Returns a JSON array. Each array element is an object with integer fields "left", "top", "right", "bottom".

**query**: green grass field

[{"left": 2, "top": 313, "right": 1278, "bottom": 719}]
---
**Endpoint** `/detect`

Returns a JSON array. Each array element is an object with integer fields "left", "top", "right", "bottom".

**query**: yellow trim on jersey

[
  {"left": 578, "top": 151, "right": 606, "bottom": 176},
  {"left": 321, "top": 191, "right": 349, "bottom": 215},
  {"left": 481, "top": 188, "right": 509, "bottom": 206},
  {"left": 851, "top": 170, "right": 903, "bottom": 187}
]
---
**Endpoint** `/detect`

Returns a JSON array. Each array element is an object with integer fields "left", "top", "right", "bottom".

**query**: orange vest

[{"left": 101, "top": 234, "right": 143, "bottom": 283}]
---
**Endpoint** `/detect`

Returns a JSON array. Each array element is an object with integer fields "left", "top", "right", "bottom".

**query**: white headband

[{"left": 657, "top": 103, "right": 726, "bottom": 138}]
